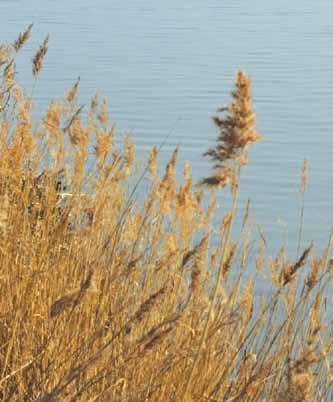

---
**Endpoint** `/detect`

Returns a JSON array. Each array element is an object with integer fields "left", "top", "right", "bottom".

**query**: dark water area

[{"left": 2, "top": 0, "right": 333, "bottom": 256}]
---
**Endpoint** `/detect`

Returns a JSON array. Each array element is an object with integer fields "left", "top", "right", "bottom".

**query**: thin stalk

[
  {"left": 181, "top": 166, "right": 241, "bottom": 402},
  {"left": 296, "top": 191, "right": 305, "bottom": 259},
  {"left": 297, "top": 160, "right": 307, "bottom": 258}
]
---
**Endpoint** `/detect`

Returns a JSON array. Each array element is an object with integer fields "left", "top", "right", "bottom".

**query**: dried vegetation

[{"left": 0, "top": 27, "right": 333, "bottom": 401}]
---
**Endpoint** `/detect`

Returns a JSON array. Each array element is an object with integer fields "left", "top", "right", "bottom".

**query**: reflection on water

[{"left": 1, "top": 0, "right": 333, "bottom": 251}]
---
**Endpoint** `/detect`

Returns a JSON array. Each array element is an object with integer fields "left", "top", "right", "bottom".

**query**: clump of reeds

[{"left": 0, "top": 30, "right": 333, "bottom": 402}]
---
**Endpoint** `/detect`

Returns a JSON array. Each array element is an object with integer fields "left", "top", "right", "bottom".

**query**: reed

[{"left": 0, "top": 30, "right": 333, "bottom": 402}]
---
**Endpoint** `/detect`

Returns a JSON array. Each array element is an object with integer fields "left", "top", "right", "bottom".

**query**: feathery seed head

[
  {"left": 32, "top": 35, "right": 49, "bottom": 77},
  {"left": 202, "top": 70, "right": 262, "bottom": 188},
  {"left": 13, "top": 24, "right": 33, "bottom": 52}
]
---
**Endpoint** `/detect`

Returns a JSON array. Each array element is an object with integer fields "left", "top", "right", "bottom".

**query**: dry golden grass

[{"left": 0, "top": 28, "right": 333, "bottom": 401}]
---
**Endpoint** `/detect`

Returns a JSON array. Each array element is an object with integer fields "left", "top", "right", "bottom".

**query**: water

[{"left": 1, "top": 0, "right": 333, "bottom": 253}]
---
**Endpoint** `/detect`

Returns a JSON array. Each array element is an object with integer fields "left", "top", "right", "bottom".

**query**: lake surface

[{"left": 1, "top": 0, "right": 333, "bottom": 253}]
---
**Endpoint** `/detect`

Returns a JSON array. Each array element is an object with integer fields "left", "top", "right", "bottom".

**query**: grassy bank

[{"left": 0, "top": 26, "right": 332, "bottom": 401}]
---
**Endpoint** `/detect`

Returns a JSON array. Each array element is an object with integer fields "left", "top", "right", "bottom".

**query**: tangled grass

[{"left": 0, "top": 26, "right": 333, "bottom": 402}]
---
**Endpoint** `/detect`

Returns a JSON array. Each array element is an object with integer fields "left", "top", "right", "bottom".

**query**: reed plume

[
  {"left": 13, "top": 24, "right": 33, "bottom": 52},
  {"left": 202, "top": 70, "right": 262, "bottom": 188},
  {"left": 32, "top": 35, "right": 49, "bottom": 77}
]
